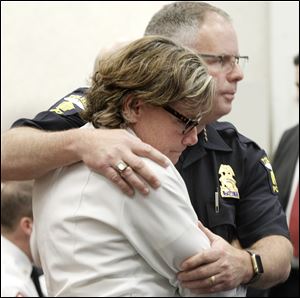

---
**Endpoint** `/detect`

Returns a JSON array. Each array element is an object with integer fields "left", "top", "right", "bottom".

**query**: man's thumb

[{"left": 197, "top": 220, "right": 217, "bottom": 243}]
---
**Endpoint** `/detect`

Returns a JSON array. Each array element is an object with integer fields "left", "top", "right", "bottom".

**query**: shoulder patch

[
  {"left": 49, "top": 94, "right": 86, "bottom": 115},
  {"left": 260, "top": 156, "right": 279, "bottom": 194}
]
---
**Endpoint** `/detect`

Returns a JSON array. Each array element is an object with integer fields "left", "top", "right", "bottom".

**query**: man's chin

[
  {"left": 203, "top": 109, "right": 231, "bottom": 123},
  {"left": 216, "top": 104, "right": 232, "bottom": 119},
  {"left": 195, "top": 103, "right": 233, "bottom": 126}
]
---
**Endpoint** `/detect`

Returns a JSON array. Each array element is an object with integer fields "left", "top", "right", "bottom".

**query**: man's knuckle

[
  {"left": 222, "top": 260, "right": 231, "bottom": 271},
  {"left": 132, "top": 159, "right": 145, "bottom": 171},
  {"left": 143, "top": 144, "right": 153, "bottom": 154},
  {"left": 122, "top": 166, "right": 133, "bottom": 177},
  {"left": 88, "top": 160, "right": 106, "bottom": 173},
  {"left": 110, "top": 172, "right": 122, "bottom": 184},
  {"left": 105, "top": 152, "right": 118, "bottom": 163}
]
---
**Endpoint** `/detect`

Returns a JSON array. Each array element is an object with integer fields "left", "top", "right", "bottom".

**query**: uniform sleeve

[
  {"left": 120, "top": 160, "right": 240, "bottom": 297},
  {"left": 11, "top": 88, "right": 87, "bottom": 131},
  {"left": 237, "top": 144, "right": 290, "bottom": 248}
]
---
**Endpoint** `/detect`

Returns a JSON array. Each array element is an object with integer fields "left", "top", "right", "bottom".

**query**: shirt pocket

[{"left": 206, "top": 199, "right": 237, "bottom": 243}]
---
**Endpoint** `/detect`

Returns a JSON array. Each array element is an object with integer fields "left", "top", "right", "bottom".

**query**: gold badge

[
  {"left": 260, "top": 156, "right": 279, "bottom": 193},
  {"left": 218, "top": 164, "right": 240, "bottom": 199}
]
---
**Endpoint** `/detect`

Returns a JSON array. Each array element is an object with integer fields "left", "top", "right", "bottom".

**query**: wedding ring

[
  {"left": 210, "top": 275, "right": 216, "bottom": 286},
  {"left": 115, "top": 161, "right": 128, "bottom": 173}
]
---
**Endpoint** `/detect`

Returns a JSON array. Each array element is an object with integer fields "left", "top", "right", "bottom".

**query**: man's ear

[
  {"left": 122, "top": 96, "right": 144, "bottom": 123},
  {"left": 19, "top": 217, "right": 33, "bottom": 237}
]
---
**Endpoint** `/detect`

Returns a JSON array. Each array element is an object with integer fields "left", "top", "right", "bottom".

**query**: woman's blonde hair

[{"left": 81, "top": 35, "right": 214, "bottom": 128}]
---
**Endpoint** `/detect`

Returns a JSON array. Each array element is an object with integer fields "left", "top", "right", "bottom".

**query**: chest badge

[{"left": 219, "top": 164, "right": 240, "bottom": 199}]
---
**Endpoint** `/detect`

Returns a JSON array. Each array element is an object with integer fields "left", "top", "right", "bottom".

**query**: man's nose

[{"left": 228, "top": 63, "right": 244, "bottom": 82}]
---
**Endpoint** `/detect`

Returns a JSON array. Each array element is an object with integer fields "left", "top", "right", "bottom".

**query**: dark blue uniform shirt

[{"left": 13, "top": 88, "right": 289, "bottom": 248}]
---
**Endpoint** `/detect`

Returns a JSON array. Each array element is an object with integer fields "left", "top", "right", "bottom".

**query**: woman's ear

[{"left": 122, "top": 96, "right": 144, "bottom": 123}]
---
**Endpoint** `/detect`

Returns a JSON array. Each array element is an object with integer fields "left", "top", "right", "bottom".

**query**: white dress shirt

[
  {"left": 32, "top": 125, "right": 246, "bottom": 297},
  {"left": 1, "top": 236, "right": 39, "bottom": 297}
]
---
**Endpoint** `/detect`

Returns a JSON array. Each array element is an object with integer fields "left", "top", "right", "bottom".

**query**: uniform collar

[
  {"left": 180, "top": 122, "right": 232, "bottom": 169},
  {"left": 202, "top": 123, "right": 232, "bottom": 152}
]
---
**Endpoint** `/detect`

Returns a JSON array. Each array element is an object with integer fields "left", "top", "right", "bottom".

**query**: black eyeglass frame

[{"left": 163, "top": 106, "right": 201, "bottom": 135}]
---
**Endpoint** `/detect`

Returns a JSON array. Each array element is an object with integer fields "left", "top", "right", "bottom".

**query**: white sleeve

[{"left": 120, "top": 160, "right": 240, "bottom": 297}]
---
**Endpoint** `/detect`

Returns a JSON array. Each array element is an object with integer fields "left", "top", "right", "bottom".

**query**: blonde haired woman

[{"left": 32, "top": 36, "right": 245, "bottom": 297}]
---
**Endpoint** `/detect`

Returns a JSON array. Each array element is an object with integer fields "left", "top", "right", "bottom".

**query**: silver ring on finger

[{"left": 115, "top": 161, "right": 128, "bottom": 174}]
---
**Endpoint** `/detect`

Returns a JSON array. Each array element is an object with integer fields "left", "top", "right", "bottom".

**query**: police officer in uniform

[{"left": 3, "top": 2, "right": 292, "bottom": 295}]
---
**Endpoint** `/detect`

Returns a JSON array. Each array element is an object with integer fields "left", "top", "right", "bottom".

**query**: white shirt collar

[{"left": 1, "top": 235, "right": 33, "bottom": 277}]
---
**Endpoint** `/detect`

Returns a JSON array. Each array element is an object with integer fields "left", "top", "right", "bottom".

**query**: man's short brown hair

[{"left": 1, "top": 181, "right": 33, "bottom": 232}]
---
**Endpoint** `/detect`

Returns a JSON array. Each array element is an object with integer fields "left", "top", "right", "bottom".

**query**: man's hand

[
  {"left": 74, "top": 128, "right": 169, "bottom": 196},
  {"left": 2, "top": 127, "right": 169, "bottom": 197},
  {"left": 177, "top": 222, "right": 251, "bottom": 294}
]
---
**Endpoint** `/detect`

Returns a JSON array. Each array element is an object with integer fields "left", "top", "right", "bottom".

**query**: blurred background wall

[{"left": 1, "top": 1, "right": 299, "bottom": 155}]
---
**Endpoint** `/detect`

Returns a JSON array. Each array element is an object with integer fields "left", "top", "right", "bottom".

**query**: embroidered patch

[
  {"left": 50, "top": 94, "right": 86, "bottom": 115},
  {"left": 260, "top": 156, "right": 279, "bottom": 194},
  {"left": 218, "top": 164, "right": 240, "bottom": 199}
]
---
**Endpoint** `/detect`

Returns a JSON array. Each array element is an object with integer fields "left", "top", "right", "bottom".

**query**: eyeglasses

[
  {"left": 200, "top": 54, "right": 249, "bottom": 73},
  {"left": 163, "top": 106, "right": 201, "bottom": 135}
]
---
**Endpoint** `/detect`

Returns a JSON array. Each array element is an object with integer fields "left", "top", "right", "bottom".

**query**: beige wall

[
  {"left": 269, "top": 2, "right": 299, "bottom": 152},
  {"left": 1, "top": 1, "right": 299, "bottom": 154}
]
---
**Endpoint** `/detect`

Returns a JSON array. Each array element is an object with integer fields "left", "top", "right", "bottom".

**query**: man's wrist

[
  {"left": 66, "top": 128, "right": 88, "bottom": 162},
  {"left": 241, "top": 249, "right": 256, "bottom": 284},
  {"left": 243, "top": 250, "right": 264, "bottom": 285}
]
